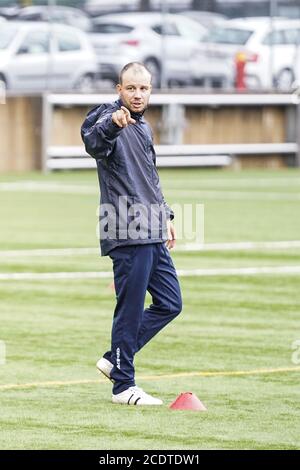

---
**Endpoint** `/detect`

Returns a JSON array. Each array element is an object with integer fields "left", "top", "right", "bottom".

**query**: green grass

[{"left": 0, "top": 168, "right": 300, "bottom": 449}]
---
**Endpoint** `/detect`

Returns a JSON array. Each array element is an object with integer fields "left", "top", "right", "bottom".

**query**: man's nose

[{"left": 133, "top": 88, "right": 142, "bottom": 98}]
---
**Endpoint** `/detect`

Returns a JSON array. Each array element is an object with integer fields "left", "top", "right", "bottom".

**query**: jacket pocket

[{"left": 109, "top": 246, "right": 138, "bottom": 294}]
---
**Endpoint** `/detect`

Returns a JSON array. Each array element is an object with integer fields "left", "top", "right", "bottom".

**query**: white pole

[
  {"left": 160, "top": 0, "right": 169, "bottom": 89},
  {"left": 269, "top": 0, "right": 277, "bottom": 89},
  {"left": 46, "top": 0, "right": 56, "bottom": 91}
]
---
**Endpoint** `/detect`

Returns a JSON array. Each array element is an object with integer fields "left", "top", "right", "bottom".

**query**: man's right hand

[{"left": 112, "top": 106, "right": 136, "bottom": 128}]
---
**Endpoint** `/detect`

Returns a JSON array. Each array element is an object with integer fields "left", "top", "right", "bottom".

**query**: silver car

[
  {"left": 0, "top": 21, "right": 98, "bottom": 92},
  {"left": 89, "top": 12, "right": 207, "bottom": 87},
  {"left": 193, "top": 17, "right": 300, "bottom": 90},
  {"left": 85, "top": 0, "right": 192, "bottom": 16},
  {"left": 17, "top": 6, "right": 93, "bottom": 32}
]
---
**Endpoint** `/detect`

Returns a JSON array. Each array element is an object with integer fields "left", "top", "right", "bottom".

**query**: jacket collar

[{"left": 116, "top": 98, "right": 146, "bottom": 122}]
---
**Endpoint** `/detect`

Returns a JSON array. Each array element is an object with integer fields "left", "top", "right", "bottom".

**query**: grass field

[{"left": 0, "top": 168, "right": 300, "bottom": 450}]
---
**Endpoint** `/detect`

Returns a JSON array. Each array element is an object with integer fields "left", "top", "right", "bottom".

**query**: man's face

[{"left": 116, "top": 68, "right": 152, "bottom": 114}]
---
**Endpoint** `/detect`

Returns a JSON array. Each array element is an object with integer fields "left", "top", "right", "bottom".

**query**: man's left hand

[{"left": 166, "top": 220, "right": 176, "bottom": 250}]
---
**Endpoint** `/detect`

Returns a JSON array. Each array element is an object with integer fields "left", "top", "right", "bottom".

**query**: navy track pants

[{"left": 104, "top": 242, "right": 182, "bottom": 394}]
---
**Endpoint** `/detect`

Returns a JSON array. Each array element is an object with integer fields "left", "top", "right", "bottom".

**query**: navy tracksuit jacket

[
  {"left": 81, "top": 98, "right": 173, "bottom": 256},
  {"left": 81, "top": 99, "right": 182, "bottom": 394}
]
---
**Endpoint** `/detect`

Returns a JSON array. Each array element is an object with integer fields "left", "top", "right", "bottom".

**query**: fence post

[
  {"left": 292, "top": 87, "right": 300, "bottom": 167},
  {"left": 160, "top": 103, "right": 185, "bottom": 144},
  {"left": 296, "top": 100, "right": 300, "bottom": 167},
  {"left": 42, "top": 93, "right": 51, "bottom": 173}
]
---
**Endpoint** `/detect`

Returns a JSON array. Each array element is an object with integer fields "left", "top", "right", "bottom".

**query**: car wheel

[
  {"left": 276, "top": 68, "right": 294, "bottom": 91},
  {"left": 144, "top": 59, "right": 161, "bottom": 89},
  {"left": 74, "top": 74, "right": 95, "bottom": 92}
]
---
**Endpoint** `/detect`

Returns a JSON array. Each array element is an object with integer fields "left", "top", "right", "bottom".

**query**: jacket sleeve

[
  {"left": 81, "top": 106, "right": 122, "bottom": 160},
  {"left": 162, "top": 196, "right": 174, "bottom": 221},
  {"left": 149, "top": 133, "right": 174, "bottom": 221}
]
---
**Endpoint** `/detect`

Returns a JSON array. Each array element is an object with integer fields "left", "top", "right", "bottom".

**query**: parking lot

[{"left": 1, "top": 0, "right": 300, "bottom": 92}]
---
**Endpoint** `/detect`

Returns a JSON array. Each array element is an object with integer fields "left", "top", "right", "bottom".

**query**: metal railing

[{"left": 42, "top": 92, "right": 300, "bottom": 172}]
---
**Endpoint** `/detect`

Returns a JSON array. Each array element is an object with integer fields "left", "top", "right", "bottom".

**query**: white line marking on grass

[
  {"left": 0, "top": 247, "right": 100, "bottom": 257},
  {"left": 1, "top": 265, "right": 300, "bottom": 281},
  {"left": 167, "top": 177, "right": 300, "bottom": 187},
  {"left": 177, "top": 240, "right": 300, "bottom": 252},
  {"left": 1, "top": 366, "right": 300, "bottom": 391},
  {"left": 1, "top": 241, "right": 300, "bottom": 258},
  {"left": 0, "top": 271, "right": 113, "bottom": 280},
  {"left": 177, "top": 266, "right": 300, "bottom": 276},
  {"left": 167, "top": 190, "right": 300, "bottom": 201},
  {"left": 1, "top": 181, "right": 300, "bottom": 200},
  {"left": 0, "top": 181, "right": 97, "bottom": 194}
]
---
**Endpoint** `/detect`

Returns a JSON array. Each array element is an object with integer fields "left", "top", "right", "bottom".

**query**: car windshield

[
  {"left": 175, "top": 17, "right": 206, "bottom": 41},
  {"left": 202, "top": 27, "right": 253, "bottom": 45},
  {"left": 0, "top": 25, "right": 19, "bottom": 49},
  {"left": 92, "top": 23, "right": 134, "bottom": 34}
]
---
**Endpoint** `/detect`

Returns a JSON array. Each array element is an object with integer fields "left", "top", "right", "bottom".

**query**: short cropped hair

[{"left": 119, "top": 62, "right": 152, "bottom": 84}]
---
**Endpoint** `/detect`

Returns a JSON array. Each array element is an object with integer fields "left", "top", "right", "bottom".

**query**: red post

[{"left": 235, "top": 52, "right": 247, "bottom": 91}]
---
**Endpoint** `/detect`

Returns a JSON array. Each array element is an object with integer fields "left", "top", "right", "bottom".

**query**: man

[{"left": 81, "top": 62, "right": 182, "bottom": 406}]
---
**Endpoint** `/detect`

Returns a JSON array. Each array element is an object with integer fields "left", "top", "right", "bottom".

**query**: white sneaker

[
  {"left": 96, "top": 357, "right": 114, "bottom": 383},
  {"left": 112, "top": 386, "right": 163, "bottom": 406}
]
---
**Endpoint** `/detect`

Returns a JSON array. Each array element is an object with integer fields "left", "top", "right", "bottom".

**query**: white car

[
  {"left": 0, "top": 21, "right": 98, "bottom": 92},
  {"left": 16, "top": 6, "right": 93, "bottom": 32},
  {"left": 89, "top": 12, "right": 207, "bottom": 87},
  {"left": 85, "top": 0, "right": 192, "bottom": 16},
  {"left": 85, "top": 0, "right": 139, "bottom": 16},
  {"left": 194, "top": 17, "right": 300, "bottom": 90}
]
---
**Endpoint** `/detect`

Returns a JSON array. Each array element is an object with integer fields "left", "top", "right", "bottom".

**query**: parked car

[
  {"left": 16, "top": 6, "right": 93, "bottom": 32},
  {"left": 289, "top": 44, "right": 300, "bottom": 90},
  {"left": 89, "top": 12, "right": 207, "bottom": 87},
  {"left": 0, "top": 6, "right": 20, "bottom": 20},
  {"left": 193, "top": 17, "right": 300, "bottom": 89},
  {"left": 85, "top": 0, "right": 138, "bottom": 16},
  {"left": 0, "top": 21, "right": 98, "bottom": 92},
  {"left": 84, "top": 0, "right": 192, "bottom": 16},
  {"left": 146, "top": 0, "right": 192, "bottom": 11}
]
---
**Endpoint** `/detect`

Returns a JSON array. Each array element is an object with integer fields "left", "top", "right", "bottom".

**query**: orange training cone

[{"left": 169, "top": 392, "right": 207, "bottom": 411}]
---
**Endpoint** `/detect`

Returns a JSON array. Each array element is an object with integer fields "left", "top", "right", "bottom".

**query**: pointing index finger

[
  {"left": 121, "top": 106, "right": 136, "bottom": 125},
  {"left": 121, "top": 106, "right": 130, "bottom": 116}
]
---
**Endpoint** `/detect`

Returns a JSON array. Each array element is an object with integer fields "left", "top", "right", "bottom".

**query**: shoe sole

[{"left": 112, "top": 401, "right": 163, "bottom": 406}]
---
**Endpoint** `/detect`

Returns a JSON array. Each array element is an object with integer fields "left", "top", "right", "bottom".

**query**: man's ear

[{"left": 116, "top": 84, "right": 121, "bottom": 94}]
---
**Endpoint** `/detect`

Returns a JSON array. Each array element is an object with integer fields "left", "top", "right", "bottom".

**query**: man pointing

[{"left": 81, "top": 62, "right": 182, "bottom": 406}]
